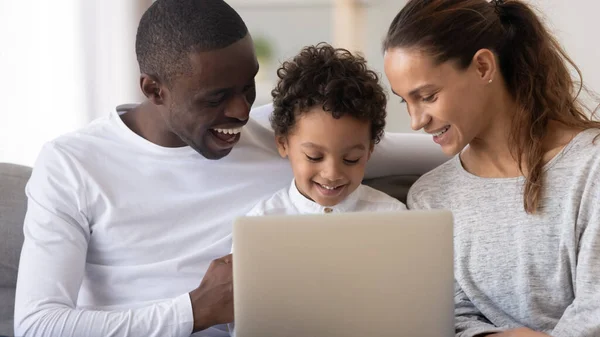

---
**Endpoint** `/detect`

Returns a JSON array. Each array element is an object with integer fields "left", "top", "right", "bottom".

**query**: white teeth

[
  {"left": 432, "top": 126, "right": 450, "bottom": 137},
  {"left": 319, "top": 184, "right": 338, "bottom": 190},
  {"left": 212, "top": 127, "right": 243, "bottom": 135}
]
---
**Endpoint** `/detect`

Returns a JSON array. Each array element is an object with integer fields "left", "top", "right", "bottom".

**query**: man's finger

[{"left": 217, "top": 254, "right": 232, "bottom": 265}]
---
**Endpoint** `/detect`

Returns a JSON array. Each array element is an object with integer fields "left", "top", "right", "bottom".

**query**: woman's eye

[
  {"left": 344, "top": 158, "right": 360, "bottom": 165},
  {"left": 306, "top": 155, "right": 322, "bottom": 162},
  {"left": 422, "top": 94, "right": 437, "bottom": 103}
]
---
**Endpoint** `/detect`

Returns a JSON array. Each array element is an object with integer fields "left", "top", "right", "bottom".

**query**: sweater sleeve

[
  {"left": 455, "top": 281, "right": 505, "bottom": 337},
  {"left": 551, "top": 172, "right": 600, "bottom": 337}
]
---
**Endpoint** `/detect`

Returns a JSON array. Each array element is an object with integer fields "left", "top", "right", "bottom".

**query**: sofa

[{"left": 0, "top": 163, "right": 31, "bottom": 336}]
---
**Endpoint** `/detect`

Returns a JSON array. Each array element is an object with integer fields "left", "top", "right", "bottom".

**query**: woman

[{"left": 382, "top": 0, "right": 600, "bottom": 336}]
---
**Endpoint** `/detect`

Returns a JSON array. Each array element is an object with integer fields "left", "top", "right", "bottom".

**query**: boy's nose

[{"left": 320, "top": 164, "right": 344, "bottom": 183}]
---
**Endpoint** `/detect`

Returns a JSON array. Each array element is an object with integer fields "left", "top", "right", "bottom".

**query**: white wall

[
  {"left": 81, "top": 0, "right": 148, "bottom": 121},
  {"left": 0, "top": 1, "right": 87, "bottom": 166},
  {"left": 234, "top": 3, "right": 333, "bottom": 106},
  {"left": 362, "top": 0, "right": 409, "bottom": 132},
  {"left": 0, "top": 0, "right": 148, "bottom": 166},
  {"left": 529, "top": 0, "right": 600, "bottom": 111}
]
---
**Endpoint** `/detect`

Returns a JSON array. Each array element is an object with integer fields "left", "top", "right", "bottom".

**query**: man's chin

[
  {"left": 188, "top": 142, "right": 234, "bottom": 160},
  {"left": 194, "top": 130, "right": 242, "bottom": 160}
]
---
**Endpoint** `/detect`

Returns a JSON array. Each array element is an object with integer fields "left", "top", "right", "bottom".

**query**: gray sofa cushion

[
  {"left": 0, "top": 163, "right": 31, "bottom": 336},
  {"left": 363, "top": 175, "right": 420, "bottom": 204}
]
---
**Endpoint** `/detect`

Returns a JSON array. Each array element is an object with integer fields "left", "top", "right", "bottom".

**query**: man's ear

[
  {"left": 140, "top": 74, "right": 166, "bottom": 105},
  {"left": 275, "top": 135, "right": 288, "bottom": 158}
]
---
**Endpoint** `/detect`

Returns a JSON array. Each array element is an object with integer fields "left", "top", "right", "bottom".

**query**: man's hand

[
  {"left": 486, "top": 328, "right": 550, "bottom": 337},
  {"left": 189, "top": 254, "right": 234, "bottom": 332}
]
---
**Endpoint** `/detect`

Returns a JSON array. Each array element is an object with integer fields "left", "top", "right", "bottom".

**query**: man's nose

[{"left": 224, "top": 94, "right": 251, "bottom": 121}]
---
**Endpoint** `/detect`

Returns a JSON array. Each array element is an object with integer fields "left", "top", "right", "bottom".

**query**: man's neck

[{"left": 120, "top": 101, "right": 186, "bottom": 148}]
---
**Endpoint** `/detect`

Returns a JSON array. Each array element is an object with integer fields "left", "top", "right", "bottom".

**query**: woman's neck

[{"left": 461, "top": 119, "right": 580, "bottom": 178}]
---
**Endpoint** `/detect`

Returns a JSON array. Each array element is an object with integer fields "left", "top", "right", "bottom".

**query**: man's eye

[
  {"left": 206, "top": 101, "right": 222, "bottom": 107},
  {"left": 206, "top": 98, "right": 225, "bottom": 107},
  {"left": 204, "top": 93, "right": 227, "bottom": 107}
]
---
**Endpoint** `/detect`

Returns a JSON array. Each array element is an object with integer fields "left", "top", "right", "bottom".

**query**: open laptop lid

[{"left": 233, "top": 210, "right": 454, "bottom": 337}]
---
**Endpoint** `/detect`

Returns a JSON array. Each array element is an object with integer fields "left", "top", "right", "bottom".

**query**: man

[{"left": 14, "top": 1, "right": 444, "bottom": 336}]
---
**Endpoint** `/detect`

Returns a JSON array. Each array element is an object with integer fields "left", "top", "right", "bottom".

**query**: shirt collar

[{"left": 288, "top": 179, "right": 362, "bottom": 214}]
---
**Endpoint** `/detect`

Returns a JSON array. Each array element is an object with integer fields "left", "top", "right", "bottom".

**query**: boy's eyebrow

[
  {"left": 301, "top": 142, "right": 324, "bottom": 150},
  {"left": 345, "top": 144, "right": 366, "bottom": 151},
  {"left": 301, "top": 143, "right": 366, "bottom": 151}
]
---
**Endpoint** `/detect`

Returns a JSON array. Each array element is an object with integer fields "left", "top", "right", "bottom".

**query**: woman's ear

[
  {"left": 140, "top": 74, "right": 166, "bottom": 106},
  {"left": 472, "top": 48, "right": 498, "bottom": 84},
  {"left": 276, "top": 135, "right": 288, "bottom": 158}
]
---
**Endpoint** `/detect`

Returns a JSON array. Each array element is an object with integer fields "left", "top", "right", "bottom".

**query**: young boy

[
  {"left": 228, "top": 42, "right": 406, "bottom": 336},
  {"left": 248, "top": 43, "right": 406, "bottom": 216}
]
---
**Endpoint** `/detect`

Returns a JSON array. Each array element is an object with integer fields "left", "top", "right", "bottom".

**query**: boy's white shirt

[
  {"left": 228, "top": 180, "right": 406, "bottom": 335},
  {"left": 248, "top": 179, "right": 406, "bottom": 216}
]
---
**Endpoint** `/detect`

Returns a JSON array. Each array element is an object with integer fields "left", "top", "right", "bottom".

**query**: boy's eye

[
  {"left": 344, "top": 158, "right": 360, "bottom": 164},
  {"left": 305, "top": 155, "right": 322, "bottom": 162}
]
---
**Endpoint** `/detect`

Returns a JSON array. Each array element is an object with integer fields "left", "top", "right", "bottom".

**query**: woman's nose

[{"left": 410, "top": 107, "right": 431, "bottom": 131}]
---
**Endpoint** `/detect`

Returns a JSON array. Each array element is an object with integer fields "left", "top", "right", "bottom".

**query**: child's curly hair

[{"left": 270, "top": 43, "right": 387, "bottom": 144}]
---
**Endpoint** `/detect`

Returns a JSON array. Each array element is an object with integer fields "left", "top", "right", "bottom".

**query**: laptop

[{"left": 232, "top": 210, "right": 454, "bottom": 337}]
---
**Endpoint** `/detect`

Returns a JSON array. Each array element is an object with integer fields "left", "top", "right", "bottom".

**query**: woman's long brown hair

[{"left": 384, "top": 0, "right": 600, "bottom": 213}]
